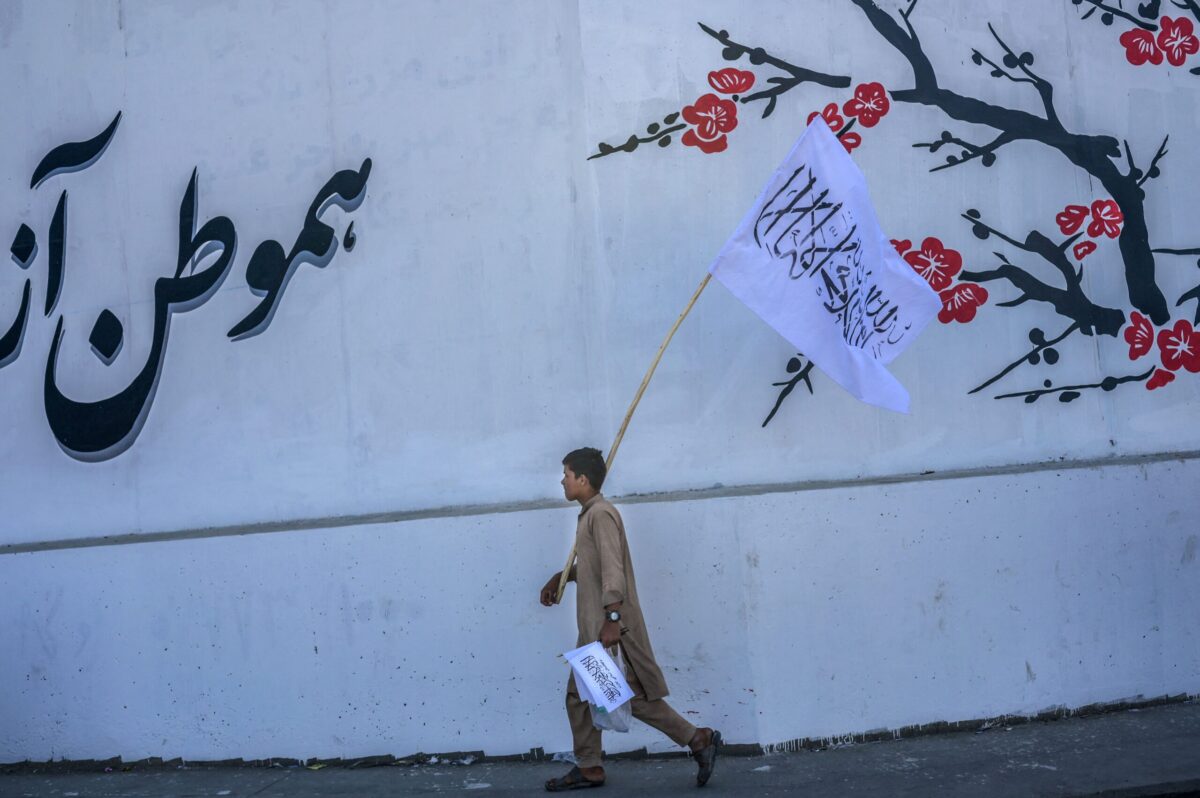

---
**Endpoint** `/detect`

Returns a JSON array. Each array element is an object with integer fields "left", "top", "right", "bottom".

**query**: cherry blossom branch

[
  {"left": 993, "top": 367, "right": 1155, "bottom": 403},
  {"left": 970, "top": 49, "right": 1035, "bottom": 86},
  {"left": 1077, "top": 0, "right": 1158, "bottom": 30},
  {"left": 698, "top": 23, "right": 852, "bottom": 118},
  {"left": 969, "top": 322, "right": 1080, "bottom": 394},
  {"left": 915, "top": 129, "right": 1016, "bottom": 172},
  {"left": 848, "top": 0, "right": 1170, "bottom": 324},
  {"left": 960, "top": 213, "right": 1125, "bottom": 335},
  {"left": 1132, "top": 136, "right": 1170, "bottom": 187},
  {"left": 762, "top": 355, "right": 815, "bottom": 427},
  {"left": 962, "top": 212, "right": 1082, "bottom": 289},
  {"left": 1159, "top": 247, "right": 1200, "bottom": 321},
  {"left": 1170, "top": 0, "right": 1200, "bottom": 25},
  {"left": 588, "top": 119, "right": 686, "bottom": 161},
  {"left": 987, "top": 24, "right": 1060, "bottom": 124},
  {"left": 1178, "top": 284, "right": 1200, "bottom": 323}
]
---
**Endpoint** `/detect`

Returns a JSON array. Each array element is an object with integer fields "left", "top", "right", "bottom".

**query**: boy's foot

[
  {"left": 545, "top": 765, "right": 605, "bottom": 791},
  {"left": 689, "top": 728, "right": 721, "bottom": 787}
]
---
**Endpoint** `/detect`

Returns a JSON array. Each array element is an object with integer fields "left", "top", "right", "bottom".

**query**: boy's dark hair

[{"left": 563, "top": 447, "right": 607, "bottom": 490}]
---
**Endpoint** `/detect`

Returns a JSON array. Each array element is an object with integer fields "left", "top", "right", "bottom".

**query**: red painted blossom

[
  {"left": 842, "top": 82, "right": 890, "bottom": 127},
  {"left": 1073, "top": 240, "right": 1097, "bottom": 261},
  {"left": 1120, "top": 28, "right": 1163, "bottom": 65},
  {"left": 1157, "top": 16, "right": 1199, "bottom": 67},
  {"left": 683, "top": 94, "right": 738, "bottom": 139},
  {"left": 1123, "top": 311, "right": 1154, "bottom": 360},
  {"left": 807, "top": 103, "right": 845, "bottom": 132},
  {"left": 1146, "top": 368, "right": 1176, "bottom": 390},
  {"left": 708, "top": 68, "right": 756, "bottom": 95},
  {"left": 1056, "top": 204, "right": 1089, "bottom": 236},
  {"left": 681, "top": 93, "right": 738, "bottom": 154},
  {"left": 1087, "top": 199, "right": 1124, "bottom": 239},
  {"left": 1156, "top": 319, "right": 1200, "bottom": 372},
  {"left": 839, "top": 131, "right": 862, "bottom": 153},
  {"left": 937, "top": 283, "right": 989, "bottom": 324},
  {"left": 891, "top": 239, "right": 912, "bottom": 255},
  {"left": 681, "top": 128, "right": 728, "bottom": 153},
  {"left": 903, "top": 237, "right": 962, "bottom": 291}
]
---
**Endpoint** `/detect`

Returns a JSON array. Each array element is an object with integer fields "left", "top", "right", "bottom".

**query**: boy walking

[{"left": 539, "top": 447, "right": 720, "bottom": 790}]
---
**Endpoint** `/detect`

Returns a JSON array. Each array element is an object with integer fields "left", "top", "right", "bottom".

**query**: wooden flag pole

[{"left": 555, "top": 272, "right": 713, "bottom": 603}]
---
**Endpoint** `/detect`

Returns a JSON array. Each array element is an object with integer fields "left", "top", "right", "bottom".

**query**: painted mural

[
  {"left": 2, "top": 113, "right": 371, "bottom": 461},
  {"left": 586, "top": 0, "right": 1200, "bottom": 426}
]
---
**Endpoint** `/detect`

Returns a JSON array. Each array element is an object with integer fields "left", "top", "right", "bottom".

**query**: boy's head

[{"left": 561, "top": 447, "right": 606, "bottom": 501}]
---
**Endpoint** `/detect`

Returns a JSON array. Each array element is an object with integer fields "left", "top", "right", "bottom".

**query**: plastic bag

[{"left": 589, "top": 645, "right": 632, "bottom": 733}]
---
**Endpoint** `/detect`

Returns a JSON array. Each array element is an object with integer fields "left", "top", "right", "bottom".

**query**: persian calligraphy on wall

[{"left": 2, "top": 113, "right": 371, "bottom": 461}]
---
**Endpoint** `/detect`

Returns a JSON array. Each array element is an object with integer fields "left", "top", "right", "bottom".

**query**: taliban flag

[{"left": 709, "top": 117, "right": 940, "bottom": 413}]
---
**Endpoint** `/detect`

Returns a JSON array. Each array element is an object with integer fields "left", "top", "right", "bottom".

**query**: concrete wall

[{"left": 2, "top": 0, "right": 1198, "bottom": 761}]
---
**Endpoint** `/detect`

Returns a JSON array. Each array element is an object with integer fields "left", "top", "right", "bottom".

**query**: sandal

[
  {"left": 694, "top": 729, "right": 722, "bottom": 787},
  {"left": 545, "top": 765, "right": 606, "bottom": 791}
]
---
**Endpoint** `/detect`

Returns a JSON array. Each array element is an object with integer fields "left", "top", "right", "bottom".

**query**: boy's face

[{"left": 561, "top": 465, "right": 588, "bottom": 502}]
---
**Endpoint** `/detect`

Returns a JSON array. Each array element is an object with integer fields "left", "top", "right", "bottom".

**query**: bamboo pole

[{"left": 554, "top": 272, "right": 712, "bottom": 603}]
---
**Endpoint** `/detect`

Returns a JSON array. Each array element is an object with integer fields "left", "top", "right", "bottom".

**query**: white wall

[
  {"left": 2, "top": 0, "right": 1198, "bottom": 761},
  {"left": 3, "top": 457, "right": 1197, "bottom": 761}
]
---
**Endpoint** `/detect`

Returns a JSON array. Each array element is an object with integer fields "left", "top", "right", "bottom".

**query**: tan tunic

[{"left": 570, "top": 494, "right": 670, "bottom": 701}]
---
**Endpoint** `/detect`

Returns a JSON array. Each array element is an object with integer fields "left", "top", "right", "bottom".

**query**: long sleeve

[{"left": 592, "top": 509, "right": 627, "bottom": 607}]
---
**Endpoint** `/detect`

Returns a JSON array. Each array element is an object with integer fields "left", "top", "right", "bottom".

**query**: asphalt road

[{"left": 3, "top": 701, "right": 1199, "bottom": 796}]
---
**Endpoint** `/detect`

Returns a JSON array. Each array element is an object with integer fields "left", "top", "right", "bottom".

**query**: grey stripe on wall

[{"left": 4, "top": 449, "right": 1198, "bottom": 556}]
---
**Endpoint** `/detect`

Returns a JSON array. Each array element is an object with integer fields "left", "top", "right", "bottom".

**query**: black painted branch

[
  {"left": 972, "top": 48, "right": 1036, "bottom": 86},
  {"left": 960, "top": 213, "right": 1053, "bottom": 266},
  {"left": 697, "top": 23, "right": 851, "bottom": 90},
  {"left": 848, "top": 0, "right": 1169, "bottom": 324},
  {"left": 849, "top": 0, "right": 938, "bottom": 88},
  {"left": 1179, "top": 284, "right": 1200, "bottom": 323},
  {"left": 1171, "top": 0, "right": 1200, "bottom": 24},
  {"left": 969, "top": 47, "right": 1036, "bottom": 92},
  {"left": 988, "top": 24, "right": 1059, "bottom": 124},
  {"left": 1152, "top": 247, "right": 1200, "bottom": 255},
  {"left": 924, "top": 131, "right": 1015, "bottom": 172},
  {"left": 994, "top": 367, "right": 1155, "bottom": 401},
  {"left": 964, "top": 259, "right": 1124, "bottom": 335},
  {"left": 969, "top": 323, "right": 1080, "bottom": 394},
  {"left": 961, "top": 223, "right": 1124, "bottom": 336},
  {"left": 1136, "top": 136, "right": 1170, "bottom": 187},
  {"left": 739, "top": 79, "right": 801, "bottom": 118},
  {"left": 1036, "top": 230, "right": 1081, "bottom": 288},
  {"left": 587, "top": 124, "right": 686, "bottom": 161},
  {"left": 1106, "top": 166, "right": 1169, "bottom": 323},
  {"left": 974, "top": 216, "right": 1084, "bottom": 291},
  {"left": 762, "top": 359, "right": 814, "bottom": 427},
  {"left": 1078, "top": 0, "right": 1158, "bottom": 30}
]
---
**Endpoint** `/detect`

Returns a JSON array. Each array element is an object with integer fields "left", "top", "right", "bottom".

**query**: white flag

[
  {"left": 563, "top": 641, "right": 634, "bottom": 714},
  {"left": 709, "top": 117, "right": 940, "bottom": 413}
]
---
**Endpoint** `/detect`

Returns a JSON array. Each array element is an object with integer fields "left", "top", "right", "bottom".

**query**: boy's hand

[
  {"left": 599, "top": 620, "right": 622, "bottom": 648},
  {"left": 539, "top": 572, "right": 563, "bottom": 606}
]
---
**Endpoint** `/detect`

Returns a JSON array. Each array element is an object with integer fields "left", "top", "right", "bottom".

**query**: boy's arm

[
  {"left": 595, "top": 511, "right": 628, "bottom": 646},
  {"left": 593, "top": 510, "right": 627, "bottom": 609}
]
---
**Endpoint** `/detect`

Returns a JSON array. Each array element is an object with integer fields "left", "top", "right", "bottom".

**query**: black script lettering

[
  {"left": 0, "top": 280, "right": 31, "bottom": 369},
  {"left": 227, "top": 158, "right": 372, "bottom": 340},
  {"left": 44, "top": 169, "right": 237, "bottom": 461}
]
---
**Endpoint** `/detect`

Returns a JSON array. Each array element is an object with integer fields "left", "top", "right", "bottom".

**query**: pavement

[{"left": 3, "top": 701, "right": 1199, "bottom": 797}]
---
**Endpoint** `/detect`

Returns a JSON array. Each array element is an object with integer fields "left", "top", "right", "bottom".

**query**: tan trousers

[{"left": 566, "top": 653, "right": 697, "bottom": 768}]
